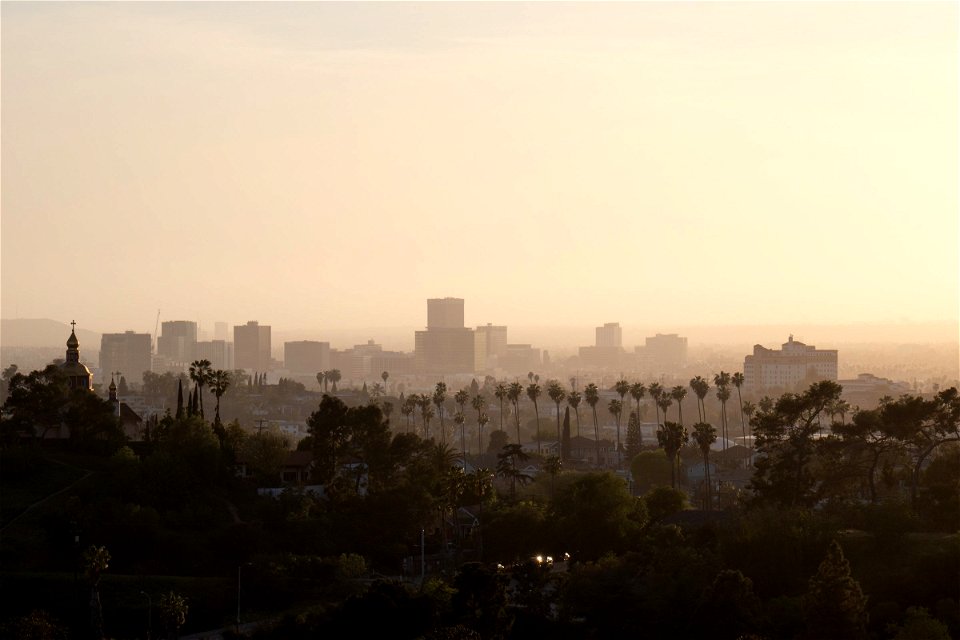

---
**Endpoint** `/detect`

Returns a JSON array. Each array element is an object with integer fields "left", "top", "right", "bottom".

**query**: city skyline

[{"left": 2, "top": 2, "right": 957, "bottom": 334}]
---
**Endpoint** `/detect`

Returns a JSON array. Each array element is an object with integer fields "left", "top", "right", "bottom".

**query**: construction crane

[{"left": 152, "top": 309, "right": 160, "bottom": 354}]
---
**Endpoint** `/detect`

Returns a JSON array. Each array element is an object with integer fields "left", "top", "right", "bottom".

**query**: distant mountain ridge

[{"left": 1, "top": 318, "right": 102, "bottom": 348}]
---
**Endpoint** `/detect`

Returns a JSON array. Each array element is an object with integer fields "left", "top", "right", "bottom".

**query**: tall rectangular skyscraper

[
  {"left": 100, "top": 331, "right": 152, "bottom": 385},
  {"left": 596, "top": 322, "right": 623, "bottom": 348},
  {"left": 427, "top": 297, "right": 464, "bottom": 329},
  {"left": 234, "top": 321, "right": 271, "bottom": 371},
  {"left": 157, "top": 320, "right": 198, "bottom": 364}
]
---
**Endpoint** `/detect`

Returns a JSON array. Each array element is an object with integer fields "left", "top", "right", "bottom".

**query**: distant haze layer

[
  {"left": 1, "top": 3, "right": 956, "bottom": 332},
  {"left": 2, "top": 318, "right": 956, "bottom": 355}
]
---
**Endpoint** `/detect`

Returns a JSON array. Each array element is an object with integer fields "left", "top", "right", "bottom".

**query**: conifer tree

[
  {"left": 176, "top": 379, "right": 184, "bottom": 419},
  {"left": 804, "top": 540, "right": 868, "bottom": 640}
]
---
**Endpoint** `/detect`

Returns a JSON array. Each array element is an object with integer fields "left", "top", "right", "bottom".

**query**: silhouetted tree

[
  {"left": 328, "top": 369, "right": 341, "bottom": 392},
  {"left": 189, "top": 359, "right": 212, "bottom": 419},
  {"left": 671, "top": 385, "right": 688, "bottom": 425},
  {"left": 526, "top": 382, "right": 542, "bottom": 454},
  {"left": 546, "top": 380, "right": 566, "bottom": 446},
  {"left": 584, "top": 383, "right": 601, "bottom": 466},
  {"left": 567, "top": 390, "right": 582, "bottom": 437},
  {"left": 507, "top": 382, "right": 524, "bottom": 445},
  {"left": 692, "top": 422, "right": 717, "bottom": 509},
  {"left": 629, "top": 382, "right": 646, "bottom": 430},
  {"left": 433, "top": 383, "right": 448, "bottom": 445},
  {"left": 690, "top": 376, "right": 710, "bottom": 423},
  {"left": 494, "top": 383, "right": 508, "bottom": 435},
  {"left": 209, "top": 369, "right": 231, "bottom": 428},
  {"left": 608, "top": 398, "right": 623, "bottom": 467},
  {"left": 804, "top": 541, "right": 868, "bottom": 640}
]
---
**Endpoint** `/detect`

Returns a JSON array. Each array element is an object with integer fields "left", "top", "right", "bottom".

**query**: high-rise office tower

[
  {"left": 427, "top": 297, "right": 465, "bottom": 329},
  {"left": 234, "top": 321, "right": 271, "bottom": 371},
  {"left": 157, "top": 320, "right": 198, "bottom": 364},
  {"left": 100, "top": 331, "right": 152, "bottom": 384}
]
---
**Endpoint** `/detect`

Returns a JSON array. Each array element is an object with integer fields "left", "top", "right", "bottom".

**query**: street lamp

[
  {"left": 237, "top": 562, "right": 253, "bottom": 627},
  {"left": 139, "top": 591, "right": 152, "bottom": 640}
]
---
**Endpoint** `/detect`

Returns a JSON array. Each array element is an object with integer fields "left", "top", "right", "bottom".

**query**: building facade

[
  {"left": 427, "top": 297, "right": 465, "bottom": 329},
  {"left": 196, "top": 340, "right": 235, "bottom": 371},
  {"left": 284, "top": 340, "right": 331, "bottom": 374},
  {"left": 596, "top": 322, "right": 623, "bottom": 348},
  {"left": 415, "top": 328, "right": 486, "bottom": 374},
  {"left": 157, "top": 320, "right": 197, "bottom": 365},
  {"left": 743, "top": 335, "right": 838, "bottom": 389},
  {"left": 100, "top": 331, "right": 152, "bottom": 385},
  {"left": 643, "top": 333, "right": 688, "bottom": 372},
  {"left": 476, "top": 324, "right": 508, "bottom": 358},
  {"left": 234, "top": 321, "right": 272, "bottom": 371}
]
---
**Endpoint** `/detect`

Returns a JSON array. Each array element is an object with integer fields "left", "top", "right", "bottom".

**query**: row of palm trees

[
  {"left": 386, "top": 371, "right": 761, "bottom": 468},
  {"left": 186, "top": 359, "right": 231, "bottom": 424},
  {"left": 315, "top": 369, "right": 343, "bottom": 393}
]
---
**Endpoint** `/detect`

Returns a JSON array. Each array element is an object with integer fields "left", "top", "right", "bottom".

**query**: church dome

[{"left": 67, "top": 329, "right": 79, "bottom": 349}]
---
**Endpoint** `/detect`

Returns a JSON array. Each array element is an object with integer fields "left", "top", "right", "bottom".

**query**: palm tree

[
  {"left": 188, "top": 359, "right": 213, "bottom": 420},
  {"left": 371, "top": 382, "right": 384, "bottom": 402},
  {"left": 657, "top": 394, "right": 673, "bottom": 427},
  {"left": 477, "top": 413, "right": 489, "bottom": 461},
  {"left": 400, "top": 398, "right": 415, "bottom": 432},
  {"left": 670, "top": 385, "right": 688, "bottom": 425},
  {"left": 648, "top": 382, "right": 664, "bottom": 427},
  {"left": 567, "top": 390, "right": 582, "bottom": 437},
  {"left": 494, "top": 383, "right": 508, "bottom": 434},
  {"left": 433, "top": 382, "right": 448, "bottom": 444},
  {"left": 690, "top": 376, "right": 710, "bottom": 423},
  {"left": 742, "top": 400, "right": 757, "bottom": 452},
  {"left": 732, "top": 372, "right": 746, "bottom": 444},
  {"left": 471, "top": 393, "right": 486, "bottom": 425},
  {"left": 496, "top": 443, "right": 531, "bottom": 499},
  {"left": 584, "top": 383, "right": 601, "bottom": 467},
  {"left": 714, "top": 371, "right": 732, "bottom": 450},
  {"left": 454, "top": 388, "right": 469, "bottom": 421},
  {"left": 316, "top": 371, "right": 326, "bottom": 393},
  {"left": 543, "top": 455, "right": 562, "bottom": 497},
  {"left": 422, "top": 404, "right": 436, "bottom": 440},
  {"left": 629, "top": 382, "right": 646, "bottom": 434},
  {"left": 381, "top": 370, "right": 389, "bottom": 394},
  {"left": 526, "top": 382, "right": 542, "bottom": 454},
  {"left": 328, "top": 369, "right": 342, "bottom": 392},
  {"left": 657, "top": 421, "right": 689, "bottom": 489},
  {"left": 209, "top": 369, "right": 231, "bottom": 426},
  {"left": 546, "top": 381, "right": 566, "bottom": 447},
  {"left": 692, "top": 422, "right": 717, "bottom": 509},
  {"left": 614, "top": 379, "right": 630, "bottom": 412},
  {"left": 454, "top": 412, "right": 467, "bottom": 469},
  {"left": 835, "top": 399, "right": 851, "bottom": 424},
  {"left": 507, "top": 382, "right": 524, "bottom": 445},
  {"left": 416, "top": 394, "right": 433, "bottom": 438},
  {"left": 716, "top": 386, "right": 732, "bottom": 451},
  {"left": 608, "top": 398, "right": 623, "bottom": 467}
]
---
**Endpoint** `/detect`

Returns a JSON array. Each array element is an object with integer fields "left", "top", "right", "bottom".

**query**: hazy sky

[{"left": 2, "top": 2, "right": 957, "bottom": 339}]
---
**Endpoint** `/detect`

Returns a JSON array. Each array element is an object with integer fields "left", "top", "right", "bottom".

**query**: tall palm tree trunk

[
  {"left": 592, "top": 407, "right": 600, "bottom": 468},
  {"left": 514, "top": 403, "right": 521, "bottom": 446},
  {"left": 533, "top": 402, "right": 541, "bottom": 455}
]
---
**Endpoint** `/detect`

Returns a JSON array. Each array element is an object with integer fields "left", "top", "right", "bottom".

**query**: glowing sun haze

[{"left": 2, "top": 2, "right": 957, "bottom": 337}]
